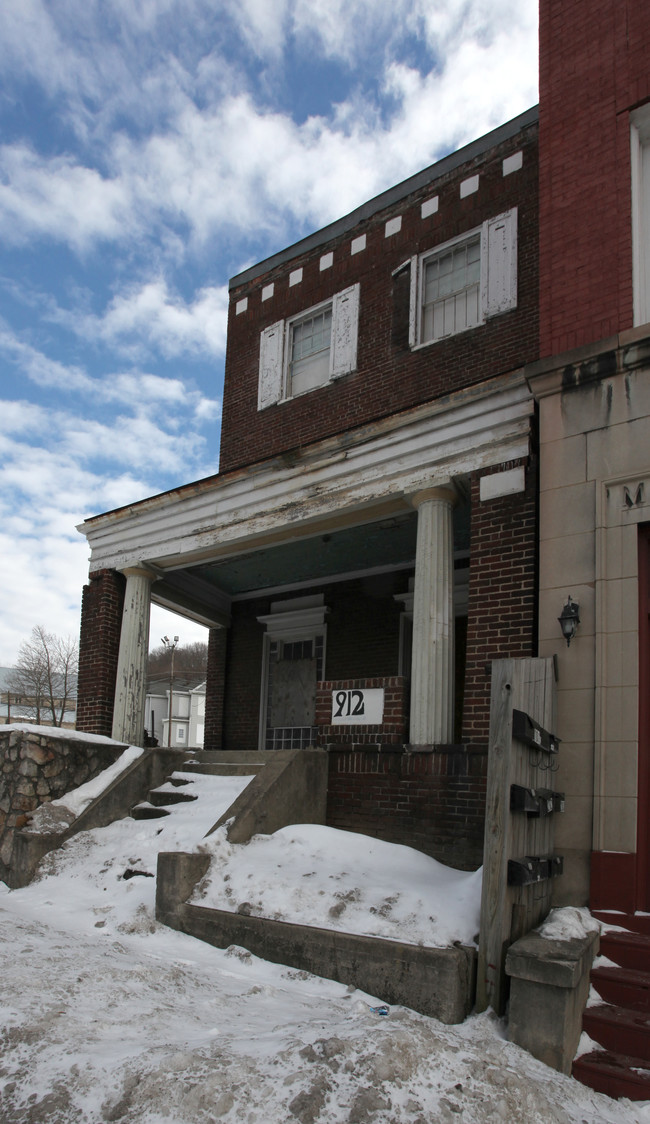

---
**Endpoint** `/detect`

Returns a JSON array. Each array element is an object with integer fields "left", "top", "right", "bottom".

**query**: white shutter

[
  {"left": 258, "top": 320, "right": 285, "bottom": 410},
  {"left": 408, "top": 255, "right": 418, "bottom": 347},
  {"left": 481, "top": 207, "right": 517, "bottom": 318},
  {"left": 330, "top": 283, "right": 360, "bottom": 378}
]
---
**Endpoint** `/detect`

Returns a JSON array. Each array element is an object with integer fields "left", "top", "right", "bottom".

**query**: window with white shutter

[
  {"left": 409, "top": 208, "right": 517, "bottom": 347},
  {"left": 257, "top": 283, "right": 359, "bottom": 410}
]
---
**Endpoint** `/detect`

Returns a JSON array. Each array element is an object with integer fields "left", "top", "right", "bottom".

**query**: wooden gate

[{"left": 476, "top": 657, "right": 561, "bottom": 1014}]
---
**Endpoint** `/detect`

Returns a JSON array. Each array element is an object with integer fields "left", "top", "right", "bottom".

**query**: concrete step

[
  {"left": 591, "top": 965, "right": 650, "bottom": 1011},
  {"left": 582, "top": 1003, "right": 650, "bottom": 1061},
  {"left": 184, "top": 750, "right": 268, "bottom": 765},
  {"left": 573, "top": 1050, "right": 650, "bottom": 1100},
  {"left": 181, "top": 761, "right": 264, "bottom": 776},
  {"left": 148, "top": 788, "right": 198, "bottom": 807},
  {"left": 132, "top": 802, "right": 171, "bottom": 820},
  {"left": 600, "top": 930, "right": 650, "bottom": 972}
]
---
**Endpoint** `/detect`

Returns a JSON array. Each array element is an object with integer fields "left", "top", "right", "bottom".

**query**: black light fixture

[{"left": 558, "top": 596, "right": 580, "bottom": 647}]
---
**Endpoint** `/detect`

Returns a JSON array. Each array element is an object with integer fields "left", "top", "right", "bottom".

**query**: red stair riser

[{"left": 583, "top": 1006, "right": 650, "bottom": 1062}]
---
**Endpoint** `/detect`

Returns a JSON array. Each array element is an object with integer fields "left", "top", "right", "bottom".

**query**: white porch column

[
  {"left": 112, "top": 567, "right": 155, "bottom": 745},
  {"left": 409, "top": 486, "right": 456, "bottom": 745}
]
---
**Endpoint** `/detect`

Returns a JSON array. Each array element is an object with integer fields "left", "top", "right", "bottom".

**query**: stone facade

[{"left": 0, "top": 728, "right": 123, "bottom": 879}]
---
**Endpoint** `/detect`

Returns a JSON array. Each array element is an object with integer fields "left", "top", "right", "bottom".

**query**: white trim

[{"left": 80, "top": 373, "right": 533, "bottom": 575}]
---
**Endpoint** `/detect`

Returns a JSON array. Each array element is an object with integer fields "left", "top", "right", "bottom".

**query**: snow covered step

[
  {"left": 573, "top": 1049, "right": 650, "bottom": 1101},
  {"left": 600, "top": 931, "right": 650, "bottom": 972},
  {"left": 148, "top": 788, "right": 197, "bottom": 807},
  {"left": 582, "top": 1003, "right": 650, "bottom": 1061},
  {"left": 591, "top": 965, "right": 650, "bottom": 1011},
  {"left": 592, "top": 911, "right": 650, "bottom": 936}
]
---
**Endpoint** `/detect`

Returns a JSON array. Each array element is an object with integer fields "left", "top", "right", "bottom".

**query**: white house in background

[{"left": 144, "top": 677, "right": 206, "bottom": 749}]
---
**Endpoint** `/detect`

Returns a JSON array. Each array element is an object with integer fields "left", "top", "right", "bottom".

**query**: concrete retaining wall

[
  {"left": 157, "top": 851, "right": 476, "bottom": 1024},
  {"left": 207, "top": 748, "right": 329, "bottom": 842}
]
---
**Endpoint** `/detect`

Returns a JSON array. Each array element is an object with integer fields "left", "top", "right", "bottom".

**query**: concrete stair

[
  {"left": 131, "top": 751, "right": 266, "bottom": 820},
  {"left": 573, "top": 913, "right": 650, "bottom": 1100}
]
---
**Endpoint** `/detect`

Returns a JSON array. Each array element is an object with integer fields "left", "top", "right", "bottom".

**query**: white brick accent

[
  {"left": 421, "top": 196, "right": 439, "bottom": 219},
  {"left": 502, "top": 151, "right": 523, "bottom": 176},
  {"left": 460, "top": 175, "right": 479, "bottom": 198},
  {"left": 320, "top": 252, "right": 333, "bottom": 271},
  {"left": 351, "top": 234, "right": 366, "bottom": 255},
  {"left": 289, "top": 268, "right": 303, "bottom": 286},
  {"left": 262, "top": 283, "right": 274, "bottom": 301},
  {"left": 479, "top": 466, "right": 525, "bottom": 502},
  {"left": 235, "top": 297, "right": 248, "bottom": 315},
  {"left": 385, "top": 216, "right": 402, "bottom": 237}
]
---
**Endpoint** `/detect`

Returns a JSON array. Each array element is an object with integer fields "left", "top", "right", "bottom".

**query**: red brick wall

[
  {"left": 315, "top": 677, "right": 409, "bottom": 745},
  {"left": 463, "top": 457, "right": 537, "bottom": 755},
  {"left": 220, "top": 120, "right": 538, "bottom": 473},
  {"left": 538, "top": 0, "right": 650, "bottom": 356},
  {"left": 204, "top": 626, "right": 227, "bottom": 752},
  {"left": 76, "top": 569, "right": 126, "bottom": 736},
  {"left": 326, "top": 746, "right": 485, "bottom": 870}
]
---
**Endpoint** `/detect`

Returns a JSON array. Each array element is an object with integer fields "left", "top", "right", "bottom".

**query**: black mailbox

[{"left": 512, "top": 709, "right": 560, "bottom": 754}]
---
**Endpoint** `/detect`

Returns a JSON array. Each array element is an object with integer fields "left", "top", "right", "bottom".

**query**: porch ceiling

[{"left": 151, "top": 503, "right": 470, "bottom": 627}]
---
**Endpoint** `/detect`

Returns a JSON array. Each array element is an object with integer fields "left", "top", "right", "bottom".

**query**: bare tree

[
  {"left": 8, "top": 626, "right": 78, "bottom": 727},
  {"left": 147, "top": 640, "right": 208, "bottom": 679}
]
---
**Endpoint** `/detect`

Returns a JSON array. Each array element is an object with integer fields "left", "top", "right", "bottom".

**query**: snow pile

[
  {"left": 24, "top": 743, "right": 145, "bottom": 832},
  {"left": 194, "top": 823, "right": 482, "bottom": 947},
  {"left": 0, "top": 767, "right": 647, "bottom": 1121},
  {"left": 537, "top": 906, "right": 601, "bottom": 942}
]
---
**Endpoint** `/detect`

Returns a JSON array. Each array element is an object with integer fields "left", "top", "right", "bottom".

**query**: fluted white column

[
  {"left": 112, "top": 567, "right": 154, "bottom": 745},
  {"left": 409, "top": 486, "right": 456, "bottom": 745}
]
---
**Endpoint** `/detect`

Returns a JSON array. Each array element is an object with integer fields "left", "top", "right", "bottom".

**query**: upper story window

[
  {"left": 258, "top": 283, "right": 359, "bottom": 410},
  {"left": 631, "top": 105, "right": 650, "bottom": 327},
  {"left": 289, "top": 304, "right": 333, "bottom": 397},
  {"left": 410, "top": 208, "right": 518, "bottom": 347}
]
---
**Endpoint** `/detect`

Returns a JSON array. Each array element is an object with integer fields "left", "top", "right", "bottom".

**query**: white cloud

[
  {"left": 0, "top": 145, "right": 131, "bottom": 250},
  {"left": 78, "top": 280, "right": 229, "bottom": 359},
  {"left": 0, "top": 2, "right": 538, "bottom": 257}
]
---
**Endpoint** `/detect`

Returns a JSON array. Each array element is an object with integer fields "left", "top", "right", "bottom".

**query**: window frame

[
  {"left": 258, "top": 283, "right": 360, "bottom": 410},
  {"left": 409, "top": 208, "right": 518, "bottom": 349}
]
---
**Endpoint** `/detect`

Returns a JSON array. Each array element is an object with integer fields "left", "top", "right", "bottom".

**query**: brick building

[
  {"left": 76, "top": 107, "right": 539, "bottom": 871},
  {"left": 76, "top": 0, "right": 650, "bottom": 898}
]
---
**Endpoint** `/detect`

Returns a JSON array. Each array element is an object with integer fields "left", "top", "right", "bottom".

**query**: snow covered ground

[{"left": 1, "top": 754, "right": 648, "bottom": 1122}]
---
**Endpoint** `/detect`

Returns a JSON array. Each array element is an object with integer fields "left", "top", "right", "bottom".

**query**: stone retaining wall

[{"left": 0, "top": 727, "right": 124, "bottom": 880}]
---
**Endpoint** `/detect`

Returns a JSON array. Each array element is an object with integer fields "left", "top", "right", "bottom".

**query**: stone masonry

[{"left": 0, "top": 728, "right": 124, "bottom": 880}]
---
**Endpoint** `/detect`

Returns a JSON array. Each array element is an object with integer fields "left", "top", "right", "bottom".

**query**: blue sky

[{"left": 0, "top": 0, "right": 538, "bottom": 664}]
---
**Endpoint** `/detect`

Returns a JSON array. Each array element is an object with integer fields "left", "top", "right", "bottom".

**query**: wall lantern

[{"left": 558, "top": 596, "right": 580, "bottom": 647}]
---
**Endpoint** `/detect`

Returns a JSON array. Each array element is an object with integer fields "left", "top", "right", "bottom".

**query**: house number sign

[{"left": 331, "top": 688, "right": 384, "bottom": 725}]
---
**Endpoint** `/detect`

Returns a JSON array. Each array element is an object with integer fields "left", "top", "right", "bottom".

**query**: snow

[
  {"left": 1, "top": 769, "right": 649, "bottom": 1122},
  {"left": 537, "top": 906, "right": 600, "bottom": 942},
  {"left": 25, "top": 745, "right": 145, "bottom": 831},
  {"left": 2, "top": 722, "right": 123, "bottom": 743},
  {"left": 194, "top": 823, "right": 482, "bottom": 947}
]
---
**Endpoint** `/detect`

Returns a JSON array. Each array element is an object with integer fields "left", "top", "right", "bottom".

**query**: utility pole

[{"left": 161, "top": 635, "right": 179, "bottom": 747}]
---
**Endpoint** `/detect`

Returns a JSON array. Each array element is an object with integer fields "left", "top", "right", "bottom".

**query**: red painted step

[
  {"left": 600, "top": 930, "right": 650, "bottom": 972},
  {"left": 573, "top": 1050, "right": 650, "bottom": 1101},
  {"left": 591, "top": 965, "right": 650, "bottom": 1011},
  {"left": 593, "top": 911, "right": 650, "bottom": 937},
  {"left": 583, "top": 1003, "right": 650, "bottom": 1061}
]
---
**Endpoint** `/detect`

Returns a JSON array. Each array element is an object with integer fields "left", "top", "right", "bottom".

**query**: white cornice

[{"left": 79, "top": 371, "right": 533, "bottom": 574}]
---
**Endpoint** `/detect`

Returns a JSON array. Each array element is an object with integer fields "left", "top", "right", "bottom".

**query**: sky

[
  {"left": 0, "top": 737, "right": 636, "bottom": 1122},
  {"left": 0, "top": 0, "right": 539, "bottom": 665}
]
